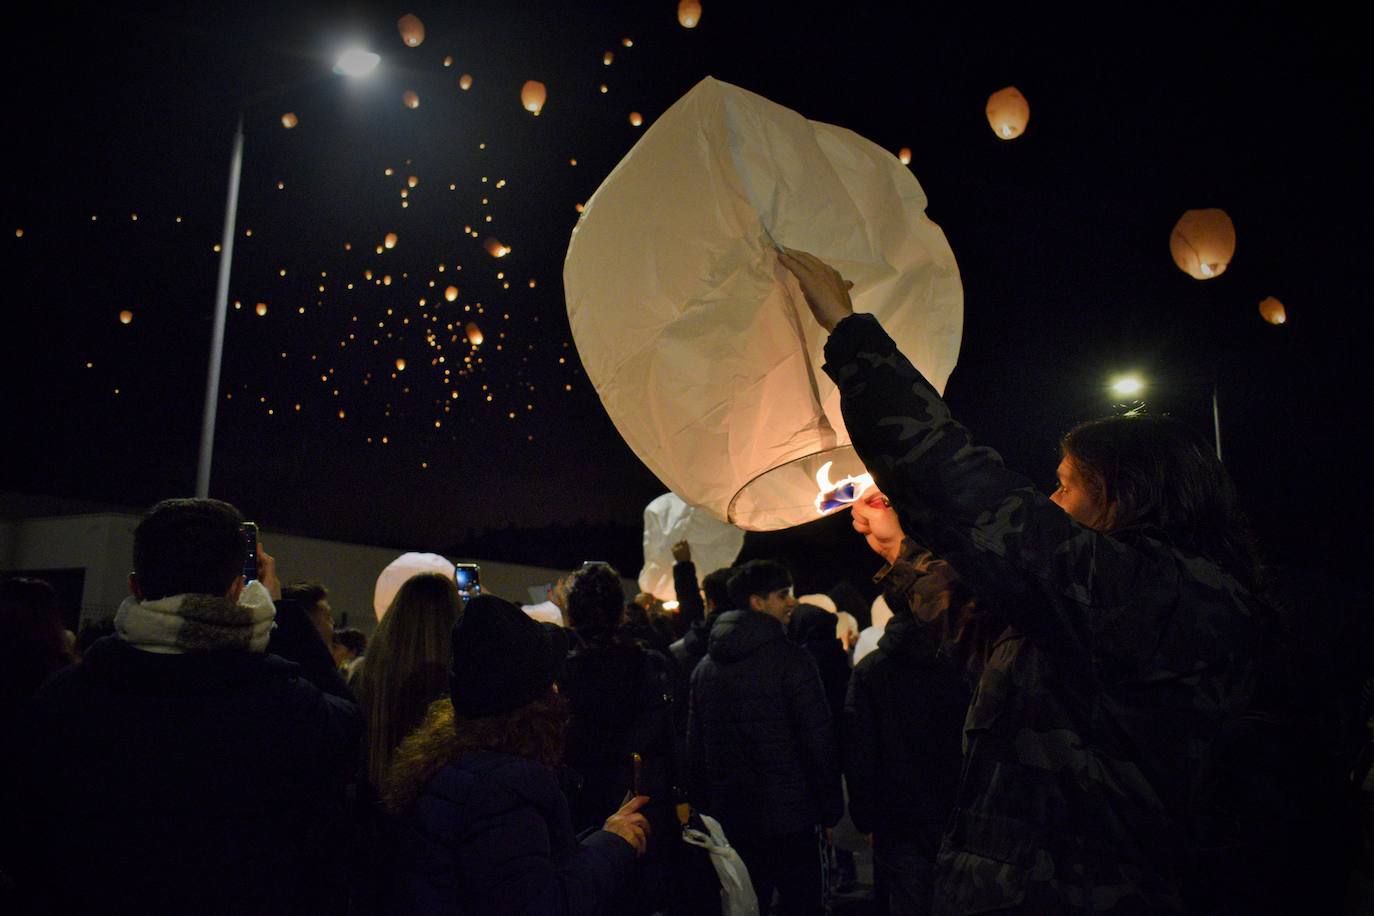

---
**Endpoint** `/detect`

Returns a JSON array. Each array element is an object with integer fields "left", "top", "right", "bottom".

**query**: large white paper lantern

[
  {"left": 638, "top": 492, "right": 745, "bottom": 601},
  {"left": 565, "top": 77, "right": 963, "bottom": 530},
  {"left": 373, "top": 552, "right": 454, "bottom": 621}
]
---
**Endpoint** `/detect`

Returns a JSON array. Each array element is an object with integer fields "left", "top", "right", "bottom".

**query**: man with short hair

[
  {"left": 688, "top": 559, "right": 843, "bottom": 915},
  {"left": 10, "top": 498, "right": 360, "bottom": 913}
]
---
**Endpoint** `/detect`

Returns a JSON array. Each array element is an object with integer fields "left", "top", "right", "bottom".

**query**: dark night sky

[{"left": 4, "top": 1, "right": 1369, "bottom": 590}]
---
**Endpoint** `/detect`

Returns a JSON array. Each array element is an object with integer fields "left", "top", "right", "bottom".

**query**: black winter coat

[
  {"left": 12, "top": 632, "right": 360, "bottom": 914},
  {"left": 787, "top": 602, "right": 852, "bottom": 726},
  {"left": 393, "top": 749, "right": 636, "bottom": 915},
  {"left": 843, "top": 607, "right": 969, "bottom": 853},
  {"left": 688, "top": 609, "right": 843, "bottom": 839}
]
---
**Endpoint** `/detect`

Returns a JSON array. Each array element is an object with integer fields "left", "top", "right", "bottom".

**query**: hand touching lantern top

[{"left": 777, "top": 248, "right": 855, "bottom": 332}]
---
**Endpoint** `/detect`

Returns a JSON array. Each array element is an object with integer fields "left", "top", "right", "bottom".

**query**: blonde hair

[{"left": 358, "top": 573, "right": 460, "bottom": 788}]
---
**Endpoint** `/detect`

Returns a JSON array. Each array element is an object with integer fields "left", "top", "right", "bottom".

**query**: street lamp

[
  {"left": 195, "top": 49, "right": 381, "bottom": 498},
  {"left": 1105, "top": 373, "right": 1223, "bottom": 462}
]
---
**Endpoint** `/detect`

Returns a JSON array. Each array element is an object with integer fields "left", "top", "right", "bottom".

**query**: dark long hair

[
  {"left": 359, "top": 573, "right": 461, "bottom": 788},
  {"left": 1062, "top": 415, "right": 1262, "bottom": 591}
]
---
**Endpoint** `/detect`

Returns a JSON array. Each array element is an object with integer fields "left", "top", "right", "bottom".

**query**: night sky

[{"left": 5, "top": 2, "right": 1368, "bottom": 593}]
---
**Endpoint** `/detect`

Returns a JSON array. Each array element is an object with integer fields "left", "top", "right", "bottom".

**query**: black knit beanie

[{"left": 449, "top": 594, "right": 569, "bottom": 718}]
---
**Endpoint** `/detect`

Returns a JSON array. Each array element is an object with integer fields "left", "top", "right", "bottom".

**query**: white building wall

[{"left": 2, "top": 513, "right": 577, "bottom": 636}]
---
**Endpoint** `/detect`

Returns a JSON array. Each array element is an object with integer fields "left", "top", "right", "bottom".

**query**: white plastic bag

[
  {"left": 681, "top": 813, "right": 760, "bottom": 916},
  {"left": 639, "top": 492, "right": 746, "bottom": 601}
]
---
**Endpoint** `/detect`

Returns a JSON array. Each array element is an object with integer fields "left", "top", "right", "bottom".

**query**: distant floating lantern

[
  {"left": 1170, "top": 208, "right": 1235, "bottom": 280},
  {"left": 484, "top": 238, "right": 510, "bottom": 258},
  {"left": 574, "top": 202, "right": 585, "bottom": 213},
  {"left": 280, "top": 112, "right": 298, "bottom": 129},
  {"left": 1258, "top": 296, "right": 1287, "bottom": 325},
  {"left": 603, "top": 51, "right": 614, "bottom": 66},
  {"left": 466, "top": 322, "right": 484, "bottom": 345},
  {"left": 118, "top": 309, "right": 133, "bottom": 324},
  {"left": 397, "top": 13, "right": 425, "bottom": 47},
  {"left": 622, "top": 37, "right": 633, "bottom": 47},
  {"left": 898, "top": 147, "right": 912, "bottom": 165},
  {"left": 255, "top": 302, "right": 268, "bottom": 316},
  {"left": 629, "top": 111, "right": 643, "bottom": 127},
  {"left": 444, "top": 285, "right": 459, "bottom": 302},
  {"left": 384, "top": 232, "right": 398, "bottom": 249},
  {"left": 985, "top": 86, "right": 1030, "bottom": 140},
  {"left": 395, "top": 358, "right": 407, "bottom": 370},
  {"left": 678, "top": 0, "right": 702, "bottom": 27},
  {"left": 521, "top": 80, "right": 547, "bottom": 115},
  {"left": 407, "top": 175, "right": 418, "bottom": 188},
  {"left": 459, "top": 73, "right": 473, "bottom": 90},
  {"left": 443, "top": 55, "right": 453, "bottom": 67},
  {"left": 403, "top": 90, "right": 420, "bottom": 109}
]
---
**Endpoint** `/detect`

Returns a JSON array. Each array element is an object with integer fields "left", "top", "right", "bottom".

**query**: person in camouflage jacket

[{"left": 780, "top": 248, "right": 1263, "bottom": 913}]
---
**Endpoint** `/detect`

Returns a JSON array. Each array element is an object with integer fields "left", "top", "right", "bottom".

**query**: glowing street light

[
  {"left": 198, "top": 49, "right": 382, "bottom": 498},
  {"left": 333, "top": 48, "right": 381, "bottom": 78},
  {"left": 1107, "top": 372, "right": 1222, "bottom": 461},
  {"left": 1109, "top": 374, "right": 1144, "bottom": 397}
]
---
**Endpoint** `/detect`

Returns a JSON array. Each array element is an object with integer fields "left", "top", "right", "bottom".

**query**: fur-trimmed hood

[{"left": 383, "top": 697, "right": 460, "bottom": 814}]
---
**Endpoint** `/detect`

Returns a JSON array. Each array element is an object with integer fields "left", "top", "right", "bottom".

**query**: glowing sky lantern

[
  {"left": 397, "top": 13, "right": 425, "bottom": 47},
  {"left": 466, "top": 321, "right": 484, "bottom": 345},
  {"left": 407, "top": 175, "right": 418, "bottom": 188},
  {"left": 255, "top": 302, "right": 268, "bottom": 316},
  {"left": 603, "top": 51, "right": 614, "bottom": 65},
  {"left": 1258, "top": 296, "right": 1287, "bottom": 325},
  {"left": 444, "top": 285, "right": 459, "bottom": 302},
  {"left": 484, "top": 238, "right": 510, "bottom": 258},
  {"left": 384, "top": 232, "right": 398, "bottom": 249},
  {"left": 985, "top": 86, "right": 1030, "bottom": 140},
  {"left": 639, "top": 492, "right": 744, "bottom": 601},
  {"left": 443, "top": 55, "right": 453, "bottom": 67},
  {"left": 280, "top": 112, "right": 298, "bottom": 129},
  {"left": 521, "top": 80, "right": 547, "bottom": 115},
  {"left": 403, "top": 90, "right": 420, "bottom": 109},
  {"left": 395, "top": 358, "right": 407, "bottom": 371},
  {"left": 459, "top": 73, "right": 473, "bottom": 90},
  {"left": 1170, "top": 208, "right": 1236, "bottom": 280},
  {"left": 678, "top": 0, "right": 703, "bottom": 28},
  {"left": 119, "top": 310, "right": 133, "bottom": 324},
  {"left": 898, "top": 147, "right": 912, "bottom": 165},
  {"left": 629, "top": 111, "right": 643, "bottom": 127},
  {"left": 565, "top": 77, "right": 963, "bottom": 530}
]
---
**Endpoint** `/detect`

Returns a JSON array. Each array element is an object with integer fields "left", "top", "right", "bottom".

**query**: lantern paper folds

[
  {"left": 1170, "top": 209, "right": 1235, "bottom": 280},
  {"left": 1258, "top": 296, "right": 1287, "bottom": 325},
  {"left": 564, "top": 77, "right": 963, "bottom": 530},
  {"left": 638, "top": 492, "right": 744, "bottom": 601},
  {"left": 985, "top": 86, "right": 1029, "bottom": 140}
]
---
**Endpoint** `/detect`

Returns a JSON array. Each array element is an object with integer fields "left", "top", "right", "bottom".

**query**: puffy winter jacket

[
  {"left": 393, "top": 748, "right": 635, "bottom": 915},
  {"left": 12, "top": 632, "right": 360, "bottom": 914},
  {"left": 687, "top": 609, "right": 843, "bottom": 839},
  {"left": 787, "top": 602, "right": 852, "bottom": 726},
  {"left": 844, "top": 599, "right": 969, "bottom": 853}
]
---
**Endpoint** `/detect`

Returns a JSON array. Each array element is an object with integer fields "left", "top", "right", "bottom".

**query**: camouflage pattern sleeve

[{"left": 823, "top": 314, "right": 1158, "bottom": 661}]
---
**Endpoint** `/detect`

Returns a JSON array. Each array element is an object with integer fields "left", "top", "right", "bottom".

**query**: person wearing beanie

[{"left": 384, "top": 593, "right": 651, "bottom": 915}]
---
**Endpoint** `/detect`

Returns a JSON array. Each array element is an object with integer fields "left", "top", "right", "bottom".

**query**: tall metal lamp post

[{"left": 195, "top": 48, "right": 381, "bottom": 498}]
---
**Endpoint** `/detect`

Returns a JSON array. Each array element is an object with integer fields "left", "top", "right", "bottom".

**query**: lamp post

[
  {"left": 195, "top": 49, "right": 381, "bottom": 498},
  {"left": 1106, "top": 373, "right": 1222, "bottom": 462}
]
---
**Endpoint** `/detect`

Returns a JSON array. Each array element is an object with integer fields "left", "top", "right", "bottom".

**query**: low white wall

[{"left": 1, "top": 513, "right": 576, "bottom": 636}]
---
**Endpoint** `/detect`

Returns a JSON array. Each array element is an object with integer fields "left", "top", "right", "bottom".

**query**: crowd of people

[{"left": 2, "top": 249, "right": 1371, "bottom": 914}]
